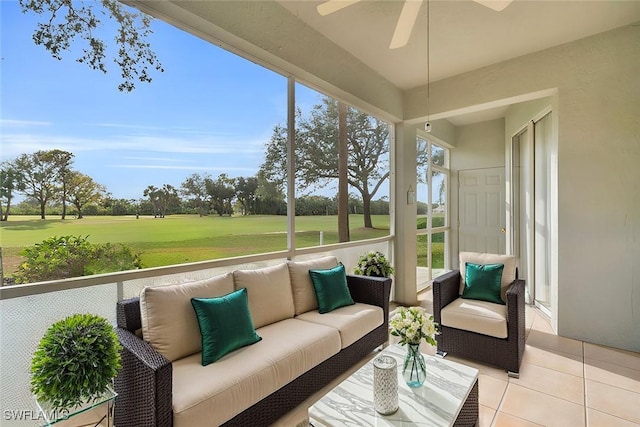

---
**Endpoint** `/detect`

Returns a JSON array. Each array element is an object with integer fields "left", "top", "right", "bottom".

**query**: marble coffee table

[{"left": 308, "top": 345, "right": 479, "bottom": 426}]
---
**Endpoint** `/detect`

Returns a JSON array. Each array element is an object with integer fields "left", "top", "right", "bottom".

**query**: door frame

[{"left": 507, "top": 106, "right": 553, "bottom": 314}]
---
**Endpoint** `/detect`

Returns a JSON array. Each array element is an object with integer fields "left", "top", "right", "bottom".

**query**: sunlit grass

[{"left": 0, "top": 214, "right": 391, "bottom": 275}]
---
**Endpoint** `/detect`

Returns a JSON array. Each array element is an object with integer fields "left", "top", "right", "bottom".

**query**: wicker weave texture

[
  {"left": 453, "top": 380, "right": 479, "bottom": 427},
  {"left": 114, "top": 274, "right": 391, "bottom": 427},
  {"left": 433, "top": 270, "right": 525, "bottom": 374}
]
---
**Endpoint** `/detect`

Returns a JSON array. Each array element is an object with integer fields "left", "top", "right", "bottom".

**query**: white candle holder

[{"left": 373, "top": 355, "right": 399, "bottom": 415}]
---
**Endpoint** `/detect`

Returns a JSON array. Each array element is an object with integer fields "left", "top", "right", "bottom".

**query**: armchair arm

[
  {"left": 346, "top": 274, "right": 392, "bottom": 323},
  {"left": 505, "top": 279, "right": 526, "bottom": 339},
  {"left": 432, "top": 270, "right": 461, "bottom": 325},
  {"left": 114, "top": 328, "right": 173, "bottom": 427}
]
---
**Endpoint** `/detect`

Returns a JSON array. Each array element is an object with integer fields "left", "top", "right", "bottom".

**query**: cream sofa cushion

[
  {"left": 172, "top": 318, "right": 340, "bottom": 427},
  {"left": 296, "top": 303, "right": 383, "bottom": 348},
  {"left": 440, "top": 298, "right": 508, "bottom": 339},
  {"left": 288, "top": 256, "right": 338, "bottom": 315},
  {"left": 233, "top": 263, "right": 295, "bottom": 329},
  {"left": 140, "top": 273, "right": 234, "bottom": 362},
  {"left": 459, "top": 252, "right": 516, "bottom": 303}
]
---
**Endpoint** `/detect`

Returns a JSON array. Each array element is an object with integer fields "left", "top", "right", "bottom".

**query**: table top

[
  {"left": 34, "top": 386, "right": 116, "bottom": 426},
  {"left": 309, "top": 345, "right": 479, "bottom": 426}
]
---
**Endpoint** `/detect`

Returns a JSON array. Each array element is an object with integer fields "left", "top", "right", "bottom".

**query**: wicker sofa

[{"left": 114, "top": 256, "right": 391, "bottom": 427}]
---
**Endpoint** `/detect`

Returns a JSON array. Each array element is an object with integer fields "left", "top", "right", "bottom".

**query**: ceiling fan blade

[
  {"left": 473, "top": 0, "right": 513, "bottom": 12},
  {"left": 389, "top": 0, "right": 423, "bottom": 49},
  {"left": 317, "top": 0, "right": 362, "bottom": 16}
]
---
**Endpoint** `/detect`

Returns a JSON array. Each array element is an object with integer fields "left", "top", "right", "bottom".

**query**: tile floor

[{"left": 275, "top": 290, "right": 640, "bottom": 427}]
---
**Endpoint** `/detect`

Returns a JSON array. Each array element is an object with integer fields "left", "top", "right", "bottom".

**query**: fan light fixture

[{"left": 317, "top": 0, "right": 513, "bottom": 49}]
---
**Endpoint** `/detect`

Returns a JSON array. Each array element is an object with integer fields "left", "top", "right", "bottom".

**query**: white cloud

[
  {"left": 109, "top": 164, "right": 255, "bottom": 172},
  {"left": 0, "top": 119, "right": 51, "bottom": 127},
  {"left": 0, "top": 131, "right": 265, "bottom": 159}
]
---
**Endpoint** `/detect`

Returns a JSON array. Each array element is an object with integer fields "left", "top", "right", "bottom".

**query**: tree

[
  {"left": 337, "top": 101, "right": 350, "bottom": 242},
  {"left": 67, "top": 172, "right": 106, "bottom": 218},
  {"left": 143, "top": 185, "right": 160, "bottom": 217},
  {"left": 47, "top": 150, "right": 74, "bottom": 219},
  {"left": 261, "top": 97, "right": 390, "bottom": 229},
  {"left": 20, "top": 0, "right": 163, "bottom": 92},
  {"left": 181, "top": 173, "right": 210, "bottom": 217},
  {"left": 254, "top": 171, "right": 286, "bottom": 215},
  {"left": 206, "top": 174, "right": 235, "bottom": 216},
  {"left": 0, "top": 161, "right": 24, "bottom": 221},
  {"left": 143, "top": 184, "right": 180, "bottom": 218},
  {"left": 235, "top": 176, "right": 258, "bottom": 215},
  {"left": 14, "top": 150, "right": 65, "bottom": 219}
]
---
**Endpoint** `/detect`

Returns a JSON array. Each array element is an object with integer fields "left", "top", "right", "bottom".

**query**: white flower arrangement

[
  {"left": 389, "top": 306, "right": 439, "bottom": 347},
  {"left": 354, "top": 251, "right": 394, "bottom": 278}
]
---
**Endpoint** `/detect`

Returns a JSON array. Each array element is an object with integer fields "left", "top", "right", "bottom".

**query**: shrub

[
  {"left": 31, "top": 314, "right": 121, "bottom": 410},
  {"left": 13, "top": 235, "right": 141, "bottom": 284}
]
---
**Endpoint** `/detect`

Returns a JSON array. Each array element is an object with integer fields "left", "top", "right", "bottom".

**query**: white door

[{"left": 459, "top": 168, "right": 506, "bottom": 254}]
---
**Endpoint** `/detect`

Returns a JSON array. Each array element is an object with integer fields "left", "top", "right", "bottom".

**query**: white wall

[
  {"left": 450, "top": 119, "right": 506, "bottom": 267},
  {"left": 405, "top": 25, "right": 640, "bottom": 352}
]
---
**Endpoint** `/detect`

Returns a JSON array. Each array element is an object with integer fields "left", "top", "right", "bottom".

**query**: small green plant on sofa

[
  {"left": 31, "top": 313, "right": 122, "bottom": 410},
  {"left": 354, "top": 251, "right": 394, "bottom": 278}
]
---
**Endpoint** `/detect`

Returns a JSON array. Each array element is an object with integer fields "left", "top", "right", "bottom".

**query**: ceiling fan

[{"left": 317, "top": 0, "right": 513, "bottom": 49}]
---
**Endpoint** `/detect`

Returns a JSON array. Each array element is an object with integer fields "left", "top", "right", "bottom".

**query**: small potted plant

[
  {"left": 31, "top": 313, "right": 122, "bottom": 413},
  {"left": 354, "top": 251, "right": 394, "bottom": 278}
]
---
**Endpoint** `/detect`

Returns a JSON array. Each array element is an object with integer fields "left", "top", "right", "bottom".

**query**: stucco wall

[{"left": 406, "top": 25, "right": 640, "bottom": 351}]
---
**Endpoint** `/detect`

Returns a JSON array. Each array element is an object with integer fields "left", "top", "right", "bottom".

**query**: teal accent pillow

[
  {"left": 191, "top": 288, "right": 261, "bottom": 366},
  {"left": 309, "top": 263, "right": 355, "bottom": 314},
  {"left": 462, "top": 262, "right": 505, "bottom": 305}
]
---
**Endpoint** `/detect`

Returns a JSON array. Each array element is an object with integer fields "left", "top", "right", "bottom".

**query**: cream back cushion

[
  {"left": 140, "top": 273, "right": 235, "bottom": 362},
  {"left": 233, "top": 263, "right": 295, "bottom": 329},
  {"left": 459, "top": 252, "right": 516, "bottom": 303},
  {"left": 287, "top": 256, "right": 338, "bottom": 315}
]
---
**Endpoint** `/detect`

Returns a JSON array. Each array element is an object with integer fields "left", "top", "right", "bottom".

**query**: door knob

[{"left": 501, "top": 228, "right": 506, "bottom": 234}]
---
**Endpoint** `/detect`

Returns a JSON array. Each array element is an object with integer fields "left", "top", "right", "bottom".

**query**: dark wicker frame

[
  {"left": 114, "top": 275, "right": 392, "bottom": 427},
  {"left": 432, "top": 270, "right": 525, "bottom": 375}
]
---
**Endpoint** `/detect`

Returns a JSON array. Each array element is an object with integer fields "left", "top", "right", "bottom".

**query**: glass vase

[{"left": 402, "top": 343, "right": 426, "bottom": 388}]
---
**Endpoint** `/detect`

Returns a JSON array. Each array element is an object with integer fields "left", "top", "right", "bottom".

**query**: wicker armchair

[{"left": 432, "top": 254, "right": 525, "bottom": 377}]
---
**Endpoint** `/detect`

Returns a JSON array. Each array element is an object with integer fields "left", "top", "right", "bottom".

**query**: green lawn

[{"left": 0, "top": 214, "right": 390, "bottom": 275}]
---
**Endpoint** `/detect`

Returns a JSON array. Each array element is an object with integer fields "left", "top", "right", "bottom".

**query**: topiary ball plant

[
  {"left": 31, "top": 313, "right": 122, "bottom": 410},
  {"left": 354, "top": 251, "right": 395, "bottom": 278}
]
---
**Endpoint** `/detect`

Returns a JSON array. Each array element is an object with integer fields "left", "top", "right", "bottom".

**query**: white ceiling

[{"left": 278, "top": 0, "right": 640, "bottom": 90}]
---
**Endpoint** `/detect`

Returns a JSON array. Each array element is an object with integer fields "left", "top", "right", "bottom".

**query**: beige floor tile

[
  {"left": 492, "top": 412, "right": 545, "bottom": 427},
  {"left": 479, "top": 404, "right": 496, "bottom": 427},
  {"left": 522, "top": 344, "right": 584, "bottom": 377},
  {"left": 584, "top": 342, "right": 640, "bottom": 371},
  {"left": 499, "top": 383, "right": 585, "bottom": 427},
  {"left": 586, "top": 379, "right": 640, "bottom": 424},
  {"left": 530, "top": 310, "right": 555, "bottom": 335},
  {"left": 444, "top": 354, "right": 508, "bottom": 381},
  {"left": 526, "top": 329, "right": 584, "bottom": 357},
  {"left": 585, "top": 357, "right": 640, "bottom": 394},
  {"left": 524, "top": 305, "right": 536, "bottom": 333},
  {"left": 511, "top": 362, "right": 584, "bottom": 404},
  {"left": 478, "top": 374, "right": 508, "bottom": 409},
  {"left": 587, "top": 408, "right": 640, "bottom": 427}
]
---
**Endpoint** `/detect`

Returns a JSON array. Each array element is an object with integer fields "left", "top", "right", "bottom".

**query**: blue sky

[{"left": 0, "top": 1, "right": 322, "bottom": 201}]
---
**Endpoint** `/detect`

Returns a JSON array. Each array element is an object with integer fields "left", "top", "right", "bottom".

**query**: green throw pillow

[
  {"left": 462, "top": 262, "right": 505, "bottom": 305},
  {"left": 309, "top": 263, "right": 355, "bottom": 314},
  {"left": 191, "top": 288, "right": 261, "bottom": 366}
]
